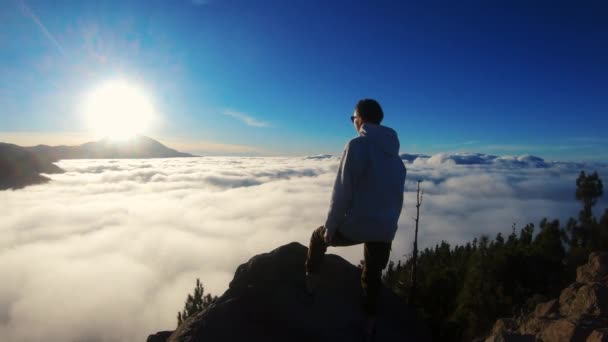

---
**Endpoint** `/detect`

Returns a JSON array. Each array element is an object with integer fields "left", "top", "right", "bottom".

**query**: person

[{"left": 304, "top": 98, "right": 406, "bottom": 336}]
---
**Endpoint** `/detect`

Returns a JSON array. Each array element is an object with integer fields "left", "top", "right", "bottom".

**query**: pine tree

[
  {"left": 177, "top": 278, "right": 218, "bottom": 327},
  {"left": 382, "top": 173, "right": 607, "bottom": 341},
  {"left": 576, "top": 171, "right": 603, "bottom": 227}
]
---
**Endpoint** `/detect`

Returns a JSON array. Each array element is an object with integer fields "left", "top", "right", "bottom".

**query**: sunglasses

[{"left": 350, "top": 115, "right": 360, "bottom": 123}]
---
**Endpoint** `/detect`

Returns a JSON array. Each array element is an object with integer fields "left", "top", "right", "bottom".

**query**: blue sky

[{"left": 1, "top": 0, "right": 607, "bottom": 159}]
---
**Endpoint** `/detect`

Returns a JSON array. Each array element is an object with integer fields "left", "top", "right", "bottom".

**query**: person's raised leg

[
  {"left": 305, "top": 226, "right": 327, "bottom": 275},
  {"left": 361, "top": 241, "right": 392, "bottom": 335},
  {"left": 304, "top": 226, "right": 358, "bottom": 294}
]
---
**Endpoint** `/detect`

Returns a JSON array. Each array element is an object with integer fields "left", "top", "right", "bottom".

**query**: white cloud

[
  {"left": 222, "top": 109, "right": 271, "bottom": 128},
  {"left": 17, "top": 0, "right": 66, "bottom": 56},
  {"left": 409, "top": 152, "right": 549, "bottom": 168},
  {"left": 1, "top": 154, "right": 607, "bottom": 341}
]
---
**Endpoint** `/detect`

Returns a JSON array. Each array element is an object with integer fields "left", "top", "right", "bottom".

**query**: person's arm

[{"left": 324, "top": 139, "right": 365, "bottom": 239}]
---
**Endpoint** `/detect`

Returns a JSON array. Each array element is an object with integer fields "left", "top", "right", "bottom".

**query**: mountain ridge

[
  {"left": 24, "top": 135, "right": 195, "bottom": 161},
  {"left": 0, "top": 135, "right": 194, "bottom": 190},
  {"left": 0, "top": 142, "right": 64, "bottom": 190}
]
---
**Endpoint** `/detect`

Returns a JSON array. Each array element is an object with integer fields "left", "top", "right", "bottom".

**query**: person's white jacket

[{"left": 325, "top": 123, "right": 407, "bottom": 242}]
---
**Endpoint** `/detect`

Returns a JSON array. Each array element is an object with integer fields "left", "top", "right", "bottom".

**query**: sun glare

[{"left": 82, "top": 79, "right": 157, "bottom": 141}]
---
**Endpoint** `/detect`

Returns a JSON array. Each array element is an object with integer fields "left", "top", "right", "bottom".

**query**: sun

[{"left": 81, "top": 79, "right": 157, "bottom": 141}]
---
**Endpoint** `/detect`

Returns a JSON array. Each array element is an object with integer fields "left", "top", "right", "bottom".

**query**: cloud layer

[{"left": 1, "top": 154, "right": 607, "bottom": 341}]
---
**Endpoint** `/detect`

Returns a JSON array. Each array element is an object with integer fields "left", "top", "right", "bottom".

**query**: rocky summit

[
  {"left": 147, "top": 242, "right": 430, "bottom": 342},
  {"left": 486, "top": 252, "right": 608, "bottom": 342}
]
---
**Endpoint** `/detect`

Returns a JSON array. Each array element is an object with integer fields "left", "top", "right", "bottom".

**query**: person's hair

[{"left": 355, "top": 99, "right": 383, "bottom": 124}]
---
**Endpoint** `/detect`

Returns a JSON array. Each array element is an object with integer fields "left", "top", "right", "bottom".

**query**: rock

[
  {"left": 146, "top": 331, "right": 172, "bottom": 342},
  {"left": 163, "top": 242, "right": 430, "bottom": 342},
  {"left": 560, "top": 283, "right": 608, "bottom": 320},
  {"left": 535, "top": 299, "right": 560, "bottom": 319},
  {"left": 587, "top": 329, "right": 608, "bottom": 342},
  {"left": 578, "top": 253, "right": 608, "bottom": 284},
  {"left": 518, "top": 316, "right": 551, "bottom": 335},
  {"left": 486, "top": 251, "right": 608, "bottom": 342},
  {"left": 539, "top": 319, "right": 593, "bottom": 342},
  {"left": 491, "top": 318, "right": 519, "bottom": 335},
  {"left": 561, "top": 283, "right": 586, "bottom": 316},
  {"left": 484, "top": 332, "right": 535, "bottom": 342}
]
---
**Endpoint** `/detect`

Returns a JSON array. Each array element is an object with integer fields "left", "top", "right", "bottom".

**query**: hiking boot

[{"left": 305, "top": 272, "right": 321, "bottom": 295}]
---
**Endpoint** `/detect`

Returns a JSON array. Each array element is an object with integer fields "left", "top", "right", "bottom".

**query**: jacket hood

[{"left": 358, "top": 123, "right": 400, "bottom": 156}]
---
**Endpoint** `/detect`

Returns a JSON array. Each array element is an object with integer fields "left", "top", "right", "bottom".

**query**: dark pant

[{"left": 305, "top": 225, "right": 391, "bottom": 315}]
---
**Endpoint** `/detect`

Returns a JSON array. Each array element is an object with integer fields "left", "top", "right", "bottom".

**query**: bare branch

[{"left": 410, "top": 179, "right": 423, "bottom": 304}]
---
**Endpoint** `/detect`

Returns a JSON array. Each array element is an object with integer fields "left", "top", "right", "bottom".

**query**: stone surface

[
  {"left": 560, "top": 283, "right": 608, "bottom": 320},
  {"left": 484, "top": 332, "right": 535, "bottom": 342},
  {"left": 518, "top": 317, "right": 550, "bottom": 336},
  {"left": 539, "top": 319, "right": 592, "bottom": 342},
  {"left": 578, "top": 253, "right": 608, "bottom": 284},
  {"left": 561, "top": 283, "right": 586, "bottom": 316},
  {"left": 486, "top": 251, "right": 608, "bottom": 342},
  {"left": 491, "top": 318, "right": 519, "bottom": 335},
  {"left": 535, "top": 299, "right": 560, "bottom": 319},
  {"left": 587, "top": 329, "right": 608, "bottom": 342},
  {"left": 146, "top": 331, "right": 172, "bottom": 342},
  {"left": 150, "top": 242, "right": 430, "bottom": 342}
]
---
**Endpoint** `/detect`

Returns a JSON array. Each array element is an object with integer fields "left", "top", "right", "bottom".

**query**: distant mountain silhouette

[
  {"left": 0, "top": 136, "right": 194, "bottom": 190},
  {"left": 399, "top": 153, "right": 430, "bottom": 162},
  {"left": 0, "top": 142, "right": 64, "bottom": 190},
  {"left": 25, "top": 135, "right": 195, "bottom": 161}
]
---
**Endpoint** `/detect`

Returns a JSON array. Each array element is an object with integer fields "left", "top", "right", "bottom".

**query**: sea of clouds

[{"left": 1, "top": 153, "right": 607, "bottom": 342}]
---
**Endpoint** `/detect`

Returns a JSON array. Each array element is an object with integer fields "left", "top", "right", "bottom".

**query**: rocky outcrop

[
  {"left": 146, "top": 331, "right": 172, "bottom": 342},
  {"left": 486, "top": 252, "right": 608, "bottom": 342},
  {"left": 148, "top": 242, "right": 430, "bottom": 342}
]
